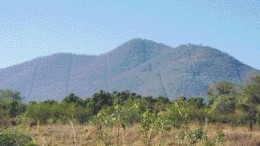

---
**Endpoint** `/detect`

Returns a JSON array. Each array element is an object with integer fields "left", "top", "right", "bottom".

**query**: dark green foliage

[
  {"left": 112, "top": 90, "right": 131, "bottom": 105},
  {"left": 157, "top": 96, "right": 171, "bottom": 104},
  {"left": 9, "top": 100, "right": 27, "bottom": 117},
  {"left": 0, "top": 130, "right": 34, "bottom": 146},
  {"left": 0, "top": 90, "right": 26, "bottom": 126},
  {"left": 26, "top": 103, "right": 53, "bottom": 124},
  {"left": 91, "top": 90, "right": 113, "bottom": 113},
  {"left": 43, "top": 100, "right": 58, "bottom": 105},
  {"left": 187, "top": 97, "right": 205, "bottom": 108},
  {"left": 26, "top": 102, "right": 93, "bottom": 124},
  {"left": 186, "top": 128, "right": 204, "bottom": 144},
  {"left": 140, "top": 96, "right": 159, "bottom": 112},
  {"left": 73, "top": 106, "right": 93, "bottom": 124},
  {"left": 63, "top": 93, "right": 85, "bottom": 107}
]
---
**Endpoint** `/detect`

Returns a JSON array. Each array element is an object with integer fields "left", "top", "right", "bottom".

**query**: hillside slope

[{"left": 0, "top": 39, "right": 257, "bottom": 101}]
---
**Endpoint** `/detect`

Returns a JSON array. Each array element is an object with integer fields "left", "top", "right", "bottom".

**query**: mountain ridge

[{"left": 0, "top": 39, "right": 258, "bottom": 101}]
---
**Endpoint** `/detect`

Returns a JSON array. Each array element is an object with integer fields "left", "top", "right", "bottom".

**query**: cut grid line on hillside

[
  {"left": 65, "top": 55, "right": 74, "bottom": 94},
  {"left": 28, "top": 59, "right": 41, "bottom": 100}
]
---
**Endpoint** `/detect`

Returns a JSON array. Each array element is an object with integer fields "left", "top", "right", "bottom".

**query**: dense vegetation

[{"left": 0, "top": 73, "right": 259, "bottom": 145}]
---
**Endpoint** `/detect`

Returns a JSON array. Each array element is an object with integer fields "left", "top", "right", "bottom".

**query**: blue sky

[{"left": 0, "top": 0, "right": 259, "bottom": 69}]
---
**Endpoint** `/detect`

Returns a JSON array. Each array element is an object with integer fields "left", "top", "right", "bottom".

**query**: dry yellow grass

[
  {"left": 3, "top": 123, "right": 260, "bottom": 146},
  {"left": 224, "top": 126, "right": 260, "bottom": 146}
]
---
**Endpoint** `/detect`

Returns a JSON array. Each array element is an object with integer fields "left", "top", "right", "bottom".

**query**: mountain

[{"left": 0, "top": 39, "right": 258, "bottom": 101}]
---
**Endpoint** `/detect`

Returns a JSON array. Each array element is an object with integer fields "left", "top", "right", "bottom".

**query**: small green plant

[
  {"left": 141, "top": 110, "right": 173, "bottom": 146},
  {"left": 91, "top": 110, "right": 114, "bottom": 145},
  {"left": 25, "top": 141, "right": 38, "bottom": 146},
  {"left": 91, "top": 97, "right": 140, "bottom": 146},
  {"left": 175, "top": 128, "right": 204, "bottom": 145},
  {"left": 154, "top": 115, "right": 173, "bottom": 146},
  {"left": 177, "top": 130, "right": 186, "bottom": 144},
  {"left": 140, "top": 110, "right": 156, "bottom": 146},
  {"left": 202, "top": 130, "right": 226, "bottom": 146},
  {"left": 203, "top": 136, "right": 215, "bottom": 146},
  {"left": 216, "top": 130, "right": 225, "bottom": 145},
  {"left": 187, "top": 128, "right": 204, "bottom": 145}
]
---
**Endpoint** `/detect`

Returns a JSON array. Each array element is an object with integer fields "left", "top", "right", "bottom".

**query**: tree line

[{"left": 0, "top": 73, "right": 259, "bottom": 131}]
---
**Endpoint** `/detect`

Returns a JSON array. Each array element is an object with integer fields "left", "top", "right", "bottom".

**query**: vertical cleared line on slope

[
  {"left": 105, "top": 53, "right": 108, "bottom": 90},
  {"left": 156, "top": 73, "right": 168, "bottom": 97},
  {"left": 235, "top": 61, "right": 242, "bottom": 83},
  {"left": 141, "top": 40, "right": 147, "bottom": 63},
  {"left": 28, "top": 58, "right": 41, "bottom": 100},
  {"left": 65, "top": 55, "right": 74, "bottom": 94},
  {"left": 141, "top": 40, "right": 152, "bottom": 71},
  {"left": 141, "top": 41, "right": 168, "bottom": 97}
]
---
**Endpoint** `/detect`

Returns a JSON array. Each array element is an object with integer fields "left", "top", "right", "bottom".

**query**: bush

[
  {"left": 0, "top": 131, "right": 35, "bottom": 146},
  {"left": 26, "top": 103, "right": 52, "bottom": 124}
]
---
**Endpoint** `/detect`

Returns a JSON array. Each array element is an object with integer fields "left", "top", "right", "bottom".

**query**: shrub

[{"left": 0, "top": 130, "right": 35, "bottom": 146}]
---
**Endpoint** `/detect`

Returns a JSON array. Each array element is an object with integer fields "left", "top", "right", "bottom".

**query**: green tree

[
  {"left": 0, "top": 89, "right": 22, "bottom": 101},
  {"left": 91, "top": 90, "right": 113, "bottom": 113},
  {"left": 207, "top": 81, "right": 240, "bottom": 124},
  {"left": 238, "top": 73, "right": 260, "bottom": 130},
  {"left": 0, "top": 90, "right": 26, "bottom": 125},
  {"left": 187, "top": 97, "right": 205, "bottom": 108},
  {"left": 62, "top": 93, "right": 85, "bottom": 107},
  {"left": 9, "top": 100, "right": 26, "bottom": 117},
  {"left": 26, "top": 103, "right": 52, "bottom": 124},
  {"left": 207, "top": 81, "right": 237, "bottom": 105},
  {"left": 208, "top": 94, "right": 237, "bottom": 123}
]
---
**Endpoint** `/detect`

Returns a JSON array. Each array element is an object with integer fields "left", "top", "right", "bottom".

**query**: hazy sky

[{"left": 0, "top": 0, "right": 259, "bottom": 69}]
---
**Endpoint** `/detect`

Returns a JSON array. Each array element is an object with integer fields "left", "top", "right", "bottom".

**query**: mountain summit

[{"left": 0, "top": 39, "right": 258, "bottom": 101}]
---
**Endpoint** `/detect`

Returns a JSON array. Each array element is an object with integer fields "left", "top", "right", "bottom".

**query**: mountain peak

[
  {"left": 123, "top": 38, "right": 161, "bottom": 45},
  {"left": 106, "top": 39, "right": 171, "bottom": 71},
  {"left": 109, "top": 38, "right": 170, "bottom": 55},
  {"left": 174, "top": 44, "right": 231, "bottom": 59}
]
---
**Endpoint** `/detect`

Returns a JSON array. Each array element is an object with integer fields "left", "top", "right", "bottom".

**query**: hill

[{"left": 0, "top": 39, "right": 258, "bottom": 101}]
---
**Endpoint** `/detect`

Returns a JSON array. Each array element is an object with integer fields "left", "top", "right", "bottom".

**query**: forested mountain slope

[{"left": 0, "top": 39, "right": 257, "bottom": 101}]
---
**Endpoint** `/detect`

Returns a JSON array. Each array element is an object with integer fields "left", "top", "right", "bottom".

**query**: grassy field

[{"left": 3, "top": 123, "right": 259, "bottom": 146}]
